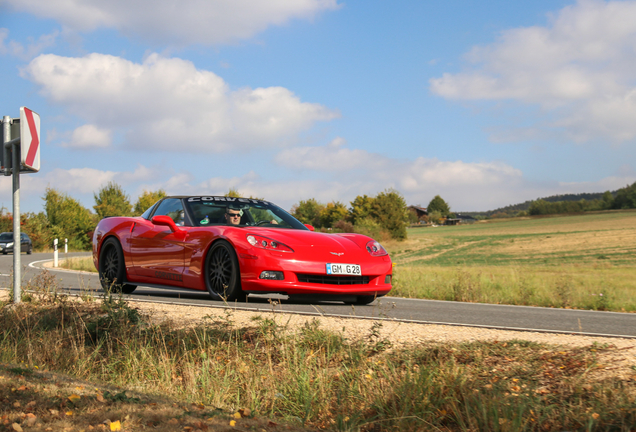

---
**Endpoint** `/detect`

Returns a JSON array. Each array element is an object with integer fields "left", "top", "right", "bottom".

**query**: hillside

[{"left": 462, "top": 191, "right": 612, "bottom": 217}]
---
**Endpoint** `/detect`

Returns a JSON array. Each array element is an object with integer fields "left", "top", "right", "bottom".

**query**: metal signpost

[{"left": 1, "top": 107, "right": 41, "bottom": 303}]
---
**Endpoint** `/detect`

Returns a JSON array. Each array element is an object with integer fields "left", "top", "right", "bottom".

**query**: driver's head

[{"left": 225, "top": 208, "right": 242, "bottom": 225}]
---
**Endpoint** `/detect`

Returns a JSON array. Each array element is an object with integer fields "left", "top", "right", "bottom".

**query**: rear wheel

[
  {"left": 99, "top": 238, "right": 136, "bottom": 294},
  {"left": 205, "top": 241, "right": 244, "bottom": 301},
  {"left": 27, "top": 245, "right": 32, "bottom": 255}
]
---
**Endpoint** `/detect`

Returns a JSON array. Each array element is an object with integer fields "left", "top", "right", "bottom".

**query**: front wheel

[
  {"left": 205, "top": 241, "right": 244, "bottom": 301},
  {"left": 27, "top": 246, "right": 32, "bottom": 255},
  {"left": 344, "top": 295, "right": 377, "bottom": 305},
  {"left": 98, "top": 238, "right": 136, "bottom": 294}
]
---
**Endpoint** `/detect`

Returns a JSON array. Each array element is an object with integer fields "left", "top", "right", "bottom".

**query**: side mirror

[
  {"left": 152, "top": 215, "right": 180, "bottom": 232},
  {"left": 304, "top": 224, "right": 315, "bottom": 232}
]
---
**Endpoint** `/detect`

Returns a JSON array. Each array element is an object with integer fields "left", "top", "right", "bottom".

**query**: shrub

[{"left": 354, "top": 217, "right": 390, "bottom": 242}]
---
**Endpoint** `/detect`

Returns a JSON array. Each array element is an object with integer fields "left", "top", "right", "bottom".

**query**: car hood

[{"left": 245, "top": 228, "right": 365, "bottom": 254}]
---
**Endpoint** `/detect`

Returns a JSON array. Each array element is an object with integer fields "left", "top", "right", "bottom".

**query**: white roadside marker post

[{"left": 54, "top": 239, "right": 58, "bottom": 267}]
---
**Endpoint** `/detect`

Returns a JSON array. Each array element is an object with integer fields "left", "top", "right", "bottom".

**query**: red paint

[{"left": 23, "top": 108, "right": 39, "bottom": 168}]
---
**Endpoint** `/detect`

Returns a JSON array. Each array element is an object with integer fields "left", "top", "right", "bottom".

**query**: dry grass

[
  {"left": 57, "top": 256, "right": 96, "bottom": 273},
  {"left": 1, "top": 286, "right": 635, "bottom": 431},
  {"left": 387, "top": 211, "right": 636, "bottom": 311},
  {"left": 386, "top": 211, "right": 636, "bottom": 265}
]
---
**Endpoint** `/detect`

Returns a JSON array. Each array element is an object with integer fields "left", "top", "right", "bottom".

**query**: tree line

[
  {"left": 460, "top": 182, "right": 636, "bottom": 219},
  {"left": 290, "top": 189, "right": 409, "bottom": 241},
  {"left": 527, "top": 182, "right": 636, "bottom": 216},
  {"left": 0, "top": 183, "right": 166, "bottom": 251},
  {"left": 0, "top": 184, "right": 413, "bottom": 251}
]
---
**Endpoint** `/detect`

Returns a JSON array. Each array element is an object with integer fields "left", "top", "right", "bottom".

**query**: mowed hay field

[{"left": 386, "top": 210, "right": 636, "bottom": 312}]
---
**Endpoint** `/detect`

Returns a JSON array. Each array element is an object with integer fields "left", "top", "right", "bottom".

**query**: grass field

[{"left": 386, "top": 210, "right": 636, "bottom": 312}]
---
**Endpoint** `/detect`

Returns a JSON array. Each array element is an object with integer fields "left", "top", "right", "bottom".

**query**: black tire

[
  {"left": 27, "top": 246, "right": 32, "bottom": 255},
  {"left": 346, "top": 295, "right": 377, "bottom": 305},
  {"left": 2, "top": 251, "right": 6, "bottom": 255},
  {"left": 99, "top": 237, "right": 136, "bottom": 294},
  {"left": 205, "top": 240, "right": 244, "bottom": 301}
]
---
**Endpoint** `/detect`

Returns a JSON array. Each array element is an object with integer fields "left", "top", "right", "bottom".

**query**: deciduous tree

[
  {"left": 45, "top": 187, "right": 94, "bottom": 250},
  {"left": 133, "top": 189, "right": 167, "bottom": 215},
  {"left": 427, "top": 195, "right": 451, "bottom": 217},
  {"left": 349, "top": 195, "right": 374, "bottom": 224},
  {"left": 612, "top": 182, "right": 636, "bottom": 209},
  {"left": 94, "top": 182, "right": 132, "bottom": 219},
  {"left": 370, "top": 188, "right": 408, "bottom": 240},
  {"left": 291, "top": 199, "right": 324, "bottom": 228},
  {"left": 320, "top": 202, "right": 349, "bottom": 228}
]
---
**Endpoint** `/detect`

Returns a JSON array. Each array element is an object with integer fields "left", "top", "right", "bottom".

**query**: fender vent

[{"left": 296, "top": 274, "right": 370, "bottom": 285}]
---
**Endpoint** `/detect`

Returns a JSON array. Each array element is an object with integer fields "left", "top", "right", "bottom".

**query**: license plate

[{"left": 326, "top": 263, "right": 361, "bottom": 275}]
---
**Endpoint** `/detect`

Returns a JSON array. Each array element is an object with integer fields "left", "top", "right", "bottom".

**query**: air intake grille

[{"left": 297, "top": 274, "right": 370, "bottom": 285}]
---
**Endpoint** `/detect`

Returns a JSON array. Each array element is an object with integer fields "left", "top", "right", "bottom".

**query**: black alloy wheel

[
  {"left": 205, "top": 241, "right": 244, "bottom": 301},
  {"left": 99, "top": 238, "right": 136, "bottom": 294}
]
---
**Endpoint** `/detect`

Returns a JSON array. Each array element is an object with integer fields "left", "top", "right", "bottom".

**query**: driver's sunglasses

[{"left": 227, "top": 212, "right": 240, "bottom": 218}]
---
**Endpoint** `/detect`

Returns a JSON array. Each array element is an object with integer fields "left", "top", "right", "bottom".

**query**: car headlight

[
  {"left": 246, "top": 234, "right": 294, "bottom": 253},
  {"left": 6, "top": 242, "right": 13, "bottom": 248},
  {"left": 366, "top": 240, "right": 387, "bottom": 257}
]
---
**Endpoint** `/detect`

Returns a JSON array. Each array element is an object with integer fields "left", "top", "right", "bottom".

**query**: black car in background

[{"left": 0, "top": 232, "right": 33, "bottom": 254}]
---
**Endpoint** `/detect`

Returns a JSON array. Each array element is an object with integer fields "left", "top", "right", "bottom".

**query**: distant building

[
  {"left": 454, "top": 213, "right": 477, "bottom": 224},
  {"left": 408, "top": 205, "right": 427, "bottom": 221}
]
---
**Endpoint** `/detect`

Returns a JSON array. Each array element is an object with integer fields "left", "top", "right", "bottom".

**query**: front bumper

[
  {"left": 238, "top": 251, "right": 393, "bottom": 296},
  {"left": 0, "top": 244, "right": 14, "bottom": 253}
]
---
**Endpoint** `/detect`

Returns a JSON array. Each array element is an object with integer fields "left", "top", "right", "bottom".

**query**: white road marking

[{"left": 28, "top": 259, "right": 53, "bottom": 268}]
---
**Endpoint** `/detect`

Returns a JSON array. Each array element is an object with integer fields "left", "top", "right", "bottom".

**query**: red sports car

[{"left": 92, "top": 196, "right": 393, "bottom": 304}]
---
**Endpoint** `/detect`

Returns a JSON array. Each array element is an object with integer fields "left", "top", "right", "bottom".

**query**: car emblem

[{"left": 330, "top": 252, "right": 344, "bottom": 256}]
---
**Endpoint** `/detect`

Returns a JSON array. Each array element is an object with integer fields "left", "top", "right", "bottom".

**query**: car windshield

[
  {"left": 184, "top": 197, "right": 308, "bottom": 230},
  {"left": 0, "top": 233, "right": 13, "bottom": 241}
]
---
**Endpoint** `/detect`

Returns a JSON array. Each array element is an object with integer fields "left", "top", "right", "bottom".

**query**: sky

[{"left": 1, "top": 0, "right": 636, "bottom": 214}]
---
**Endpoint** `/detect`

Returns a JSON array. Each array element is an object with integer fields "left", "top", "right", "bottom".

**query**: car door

[
  {"left": 129, "top": 198, "right": 187, "bottom": 285},
  {"left": 20, "top": 234, "right": 29, "bottom": 252}
]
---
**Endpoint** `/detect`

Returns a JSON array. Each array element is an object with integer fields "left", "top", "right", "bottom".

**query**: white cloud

[
  {"left": 63, "top": 124, "right": 111, "bottom": 148},
  {"left": 42, "top": 165, "right": 157, "bottom": 194},
  {"left": 3, "top": 0, "right": 340, "bottom": 46},
  {"left": 430, "top": 0, "right": 636, "bottom": 143},
  {"left": 259, "top": 142, "right": 526, "bottom": 209},
  {"left": 0, "top": 28, "right": 58, "bottom": 60},
  {"left": 274, "top": 137, "right": 382, "bottom": 171},
  {"left": 1, "top": 156, "right": 633, "bottom": 214},
  {"left": 22, "top": 53, "right": 339, "bottom": 152}
]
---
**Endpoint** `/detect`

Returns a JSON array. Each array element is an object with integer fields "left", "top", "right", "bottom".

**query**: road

[{"left": 1, "top": 252, "right": 635, "bottom": 339}]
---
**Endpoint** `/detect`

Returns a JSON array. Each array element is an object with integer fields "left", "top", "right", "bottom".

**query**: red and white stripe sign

[{"left": 20, "top": 106, "right": 40, "bottom": 172}]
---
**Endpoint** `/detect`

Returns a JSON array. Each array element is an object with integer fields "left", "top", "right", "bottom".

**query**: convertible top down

[{"left": 93, "top": 196, "right": 393, "bottom": 304}]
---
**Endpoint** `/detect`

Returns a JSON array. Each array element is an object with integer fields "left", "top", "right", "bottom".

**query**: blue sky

[{"left": 1, "top": 0, "right": 635, "bottom": 214}]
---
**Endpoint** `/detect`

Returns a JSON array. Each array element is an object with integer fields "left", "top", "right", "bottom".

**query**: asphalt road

[{"left": 2, "top": 252, "right": 635, "bottom": 339}]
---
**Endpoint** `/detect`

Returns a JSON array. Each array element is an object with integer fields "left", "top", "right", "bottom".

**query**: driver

[{"left": 225, "top": 207, "right": 242, "bottom": 225}]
